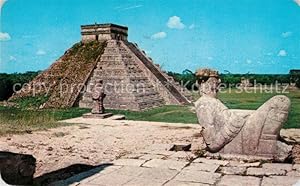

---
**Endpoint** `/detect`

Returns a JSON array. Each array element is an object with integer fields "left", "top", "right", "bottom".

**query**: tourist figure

[{"left": 92, "top": 80, "right": 106, "bottom": 114}]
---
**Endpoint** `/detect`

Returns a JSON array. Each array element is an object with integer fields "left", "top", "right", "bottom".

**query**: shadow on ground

[
  {"left": 33, "top": 163, "right": 113, "bottom": 186},
  {"left": 0, "top": 151, "right": 112, "bottom": 186}
]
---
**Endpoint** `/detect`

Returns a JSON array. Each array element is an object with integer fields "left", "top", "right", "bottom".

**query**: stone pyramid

[{"left": 10, "top": 23, "right": 192, "bottom": 111}]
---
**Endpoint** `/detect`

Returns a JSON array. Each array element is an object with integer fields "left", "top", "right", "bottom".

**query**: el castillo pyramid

[{"left": 10, "top": 23, "right": 192, "bottom": 111}]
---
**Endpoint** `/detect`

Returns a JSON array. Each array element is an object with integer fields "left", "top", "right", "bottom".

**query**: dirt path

[{"left": 0, "top": 118, "right": 202, "bottom": 177}]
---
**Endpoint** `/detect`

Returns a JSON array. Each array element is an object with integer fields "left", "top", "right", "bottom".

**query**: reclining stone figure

[{"left": 195, "top": 69, "right": 292, "bottom": 160}]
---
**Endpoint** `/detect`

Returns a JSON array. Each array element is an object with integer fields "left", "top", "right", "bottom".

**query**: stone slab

[
  {"left": 112, "top": 166, "right": 146, "bottom": 176},
  {"left": 165, "top": 180, "right": 210, "bottom": 186},
  {"left": 228, "top": 161, "right": 261, "bottom": 167},
  {"left": 112, "top": 159, "right": 146, "bottom": 167},
  {"left": 219, "top": 166, "right": 246, "bottom": 175},
  {"left": 138, "top": 167, "right": 179, "bottom": 180},
  {"left": 193, "top": 158, "right": 229, "bottom": 166},
  {"left": 217, "top": 175, "right": 261, "bottom": 186},
  {"left": 60, "top": 165, "right": 123, "bottom": 185},
  {"left": 174, "top": 170, "right": 222, "bottom": 185},
  {"left": 142, "top": 159, "right": 188, "bottom": 171},
  {"left": 287, "top": 171, "right": 300, "bottom": 177},
  {"left": 247, "top": 167, "right": 286, "bottom": 176},
  {"left": 109, "top": 114, "right": 126, "bottom": 120},
  {"left": 261, "top": 176, "right": 300, "bottom": 186},
  {"left": 184, "top": 163, "right": 219, "bottom": 172},
  {"left": 262, "top": 163, "right": 293, "bottom": 172},
  {"left": 88, "top": 173, "right": 134, "bottom": 185},
  {"left": 83, "top": 113, "right": 113, "bottom": 119},
  {"left": 205, "top": 152, "right": 273, "bottom": 162},
  {"left": 124, "top": 178, "right": 166, "bottom": 186}
]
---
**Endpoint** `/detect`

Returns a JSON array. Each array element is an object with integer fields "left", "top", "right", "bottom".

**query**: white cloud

[
  {"left": 9, "top": 55, "right": 16, "bottom": 61},
  {"left": 114, "top": 4, "right": 143, "bottom": 11},
  {"left": 278, "top": 49, "right": 287, "bottom": 57},
  {"left": 151, "top": 32, "right": 167, "bottom": 40},
  {"left": 246, "top": 59, "right": 252, "bottom": 64},
  {"left": 189, "top": 24, "right": 195, "bottom": 29},
  {"left": 281, "top": 31, "right": 292, "bottom": 38},
  {"left": 122, "top": 5, "right": 143, "bottom": 10},
  {"left": 36, "top": 49, "right": 46, "bottom": 56},
  {"left": 0, "top": 32, "right": 11, "bottom": 41},
  {"left": 0, "top": 0, "right": 7, "bottom": 10},
  {"left": 167, "top": 16, "right": 185, "bottom": 29},
  {"left": 294, "top": 0, "right": 300, "bottom": 6}
]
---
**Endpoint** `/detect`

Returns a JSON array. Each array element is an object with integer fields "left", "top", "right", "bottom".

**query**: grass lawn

[
  {"left": 0, "top": 107, "right": 89, "bottom": 136},
  {"left": 0, "top": 89, "right": 299, "bottom": 135},
  {"left": 218, "top": 89, "right": 300, "bottom": 128}
]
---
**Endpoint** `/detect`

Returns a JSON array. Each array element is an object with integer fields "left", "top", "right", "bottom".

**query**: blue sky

[{"left": 1, "top": 0, "right": 300, "bottom": 74}]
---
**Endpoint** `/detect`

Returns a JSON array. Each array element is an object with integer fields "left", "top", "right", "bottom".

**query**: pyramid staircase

[
  {"left": 79, "top": 40, "right": 165, "bottom": 110},
  {"left": 123, "top": 41, "right": 192, "bottom": 104}
]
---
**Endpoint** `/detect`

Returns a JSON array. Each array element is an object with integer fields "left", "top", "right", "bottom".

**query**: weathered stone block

[
  {"left": 262, "top": 163, "right": 293, "bottom": 172},
  {"left": 174, "top": 170, "right": 222, "bottom": 185},
  {"left": 217, "top": 175, "right": 261, "bottom": 186},
  {"left": 142, "top": 159, "right": 188, "bottom": 171},
  {"left": 184, "top": 163, "right": 219, "bottom": 172},
  {"left": 220, "top": 166, "right": 246, "bottom": 175},
  {"left": 138, "top": 167, "right": 178, "bottom": 180},
  {"left": 261, "top": 176, "right": 300, "bottom": 186},
  {"left": 247, "top": 167, "right": 286, "bottom": 176},
  {"left": 165, "top": 180, "right": 210, "bottom": 186},
  {"left": 193, "top": 158, "right": 229, "bottom": 166}
]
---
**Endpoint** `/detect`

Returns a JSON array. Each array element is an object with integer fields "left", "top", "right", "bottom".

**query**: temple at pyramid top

[{"left": 81, "top": 23, "right": 128, "bottom": 42}]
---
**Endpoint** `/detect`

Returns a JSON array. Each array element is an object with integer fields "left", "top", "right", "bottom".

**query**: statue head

[{"left": 196, "top": 68, "right": 220, "bottom": 98}]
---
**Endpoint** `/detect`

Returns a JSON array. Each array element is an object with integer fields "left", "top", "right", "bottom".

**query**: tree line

[
  {"left": 0, "top": 71, "right": 40, "bottom": 101},
  {"left": 0, "top": 70, "right": 299, "bottom": 101},
  {"left": 168, "top": 71, "right": 299, "bottom": 90}
]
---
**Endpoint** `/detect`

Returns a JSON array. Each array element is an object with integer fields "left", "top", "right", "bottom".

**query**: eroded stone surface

[
  {"left": 184, "top": 163, "right": 219, "bottom": 172},
  {"left": 193, "top": 158, "right": 229, "bottom": 166},
  {"left": 174, "top": 170, "right": 222, "bottom": 185},
  {"left": 247, "top": 167, "right": 286, "bottom": 176},
  {"left": 138, "top": 167, "right": 178, "bottom": 180},
  {"left": 88, "top": 173, "right": 134, "bottom": 185},
  {"left": 229, "top": 161, "right": 261, "bottom": 167},
  {"left": 261, "top": 176, "right": 300, "bottom": 186},
  {"left": 165, "top": 180, "right": 210, "bottom": 186},
  {"left": 124, "top": 178, "right": 167, "bottom": 186},
  {"left": 217, "top": 175, "right": 261, "bottom": 186},
  {"left": 262, "top": 163, "right": 293, "bottom": 172},
  {"left": 220, "top": 166, "right": 246, "bottom": 175},
  {"left": 142, "top": 159, "right": 188, "bottom": 171}
]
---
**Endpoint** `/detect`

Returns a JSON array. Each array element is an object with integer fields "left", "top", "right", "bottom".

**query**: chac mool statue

[{"left": 194, "top": 68, "right": 292, "bottom": 160}]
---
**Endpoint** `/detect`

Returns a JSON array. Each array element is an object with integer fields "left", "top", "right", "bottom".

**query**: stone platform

[
  {"left": 52, "top": 145, "right": 300, "bottom": 186},
  {"left": 83, "top": 113, "right": 113, "bottom": 119},
  {"left": 45, "top": 130, "right": 300, "bottom": 186}
]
